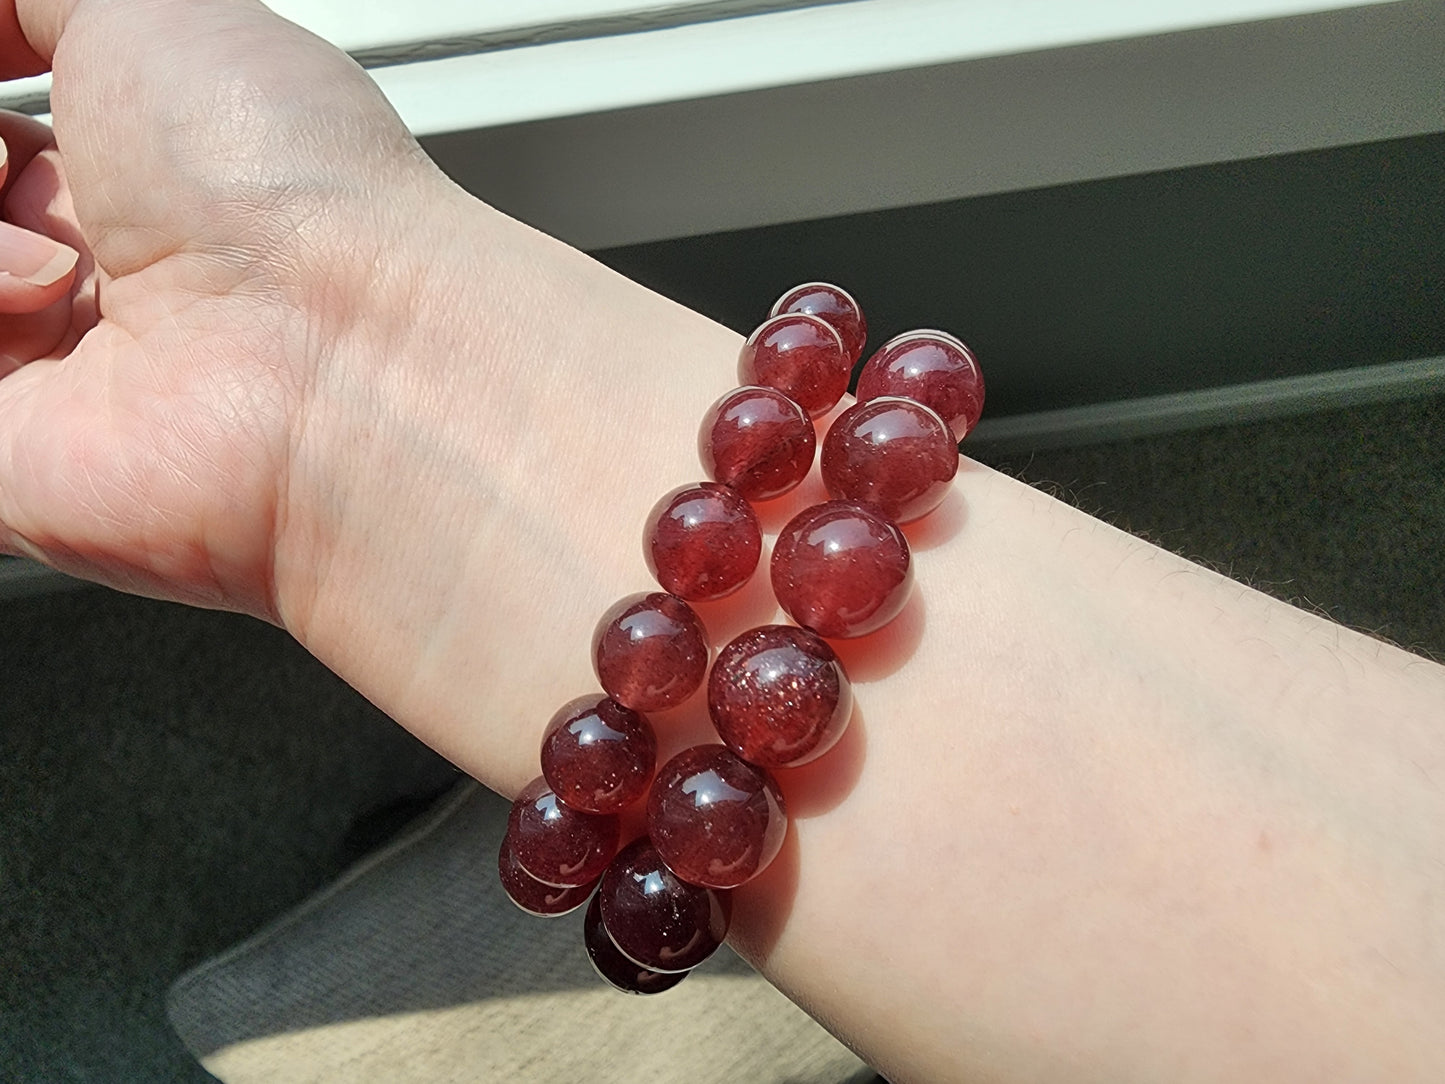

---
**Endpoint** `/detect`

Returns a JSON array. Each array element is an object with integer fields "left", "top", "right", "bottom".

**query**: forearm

[{"left": 281, "top": 191, "right": 1445, "bottom": 1082}]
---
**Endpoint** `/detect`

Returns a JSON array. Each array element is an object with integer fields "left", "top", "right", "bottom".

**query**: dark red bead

[
  {"left": 771, "top": 501, "right": 913, "bottom": 639},
  {"left": 583, "top": 893, "right": 688, "bottom": 995},
  {"left": 540, "top": 695, "right": 656, "bottom": 815},
  {"left": 506, "top": 776, "right": 620, "bottom": 888},
  {"left": 708, "top": 625, "right": 853, "bottom": 768},
  {"left": 770, "top": 282, "right": 868, "bottom": 364},
  {"left": 738, "top": 313, "right": 850, "bottom": 419},
  {"left": 592, "top": 593, "right": 709, "bottom": 712},
  {"left": 644, "top": 483, "right": 762, "bottom": 601},
  {"left": 821, "top": 397, "right": 959, "bottom": 523},
  {"left": 698, "top": 386, "right": 815, "bottom": 502},
  {"left": 498, "top": 835, "right": 597, "bottom": 916},
  {"left": 647, "top": 745, "right": 787, "bottom": 889},
  {"left": 597, "top": 837, "right": 731, "bottom": 973},
  {"left": 856, "top": 330, "right": 985, "bottom": 440}
]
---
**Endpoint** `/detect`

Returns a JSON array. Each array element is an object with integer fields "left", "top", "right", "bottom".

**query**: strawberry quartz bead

[
  {"left": 598, "top": 838, "right": 731, "bottom": 973},
  {"left": 583, "top": 894, "right": 688, "bottom": 995},
  {"left": 647, "top": 745, "right": 787, "bottom": 889},
  {"left": 506, "top": 776, "right": 620, "bottom": 888},
  {"left": 708, "top": 625, "right": 853, "bottom": 768},
  {"left": 498, "top": 836, "right": 597, "bottom": 916},
  {"left": 540, "top": 695, "right": 656, "bottom": 815},
  {"left": 738, "top": 313, "right": 851, "bottom": 418},
  {"left": 856, "top": 330, "right": 985, "bottom": 441},
  {"left": 771, "top": 501, "right": 913, "bottom": 639},
  {"left": 699, "top": 386, "right": 815, "bottom": 502},
  {"left": 644, "top": 483, "right": 762, "bottom": 601},
  {"left": 821, "top": 397, "right": 959, "bottom": 523},
  {"left": 593, "top": 593, "right": 709, "bottom": 712},
  {"left": 770, "top": 282, "right": 868, "bottom": 364}
]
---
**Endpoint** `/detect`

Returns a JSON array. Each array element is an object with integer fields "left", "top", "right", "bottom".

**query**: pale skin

[{"left": 1, "top": 2, "right": 1441, "bottom": 1080}]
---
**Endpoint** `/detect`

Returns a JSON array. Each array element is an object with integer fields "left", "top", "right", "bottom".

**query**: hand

[
  {"left": 0, "top": 0, "right": 449, "bottom": 615},
  {"left": 0, "top": 0, "right": 739, "bottom": 786}
]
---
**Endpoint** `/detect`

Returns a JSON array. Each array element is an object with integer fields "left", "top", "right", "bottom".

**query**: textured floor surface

[{"left": 0, "top": 392, "right": 1441, "bottom": 1082}]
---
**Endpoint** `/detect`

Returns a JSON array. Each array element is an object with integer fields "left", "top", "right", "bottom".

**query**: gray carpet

[{"left": 1, "top": 391, "right": 1441, "bottom": 1082}]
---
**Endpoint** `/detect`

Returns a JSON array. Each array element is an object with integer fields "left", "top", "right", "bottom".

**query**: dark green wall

[{"left": 596, "top": 133, "right": 1445, "bottom": 416}]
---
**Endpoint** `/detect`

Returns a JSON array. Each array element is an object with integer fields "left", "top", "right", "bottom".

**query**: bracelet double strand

[{"left": 497, "top": 283, "right": 984, "bottom": 993}]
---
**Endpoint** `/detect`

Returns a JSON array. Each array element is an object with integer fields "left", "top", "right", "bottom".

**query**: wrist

[{"left": 271, "top": 182, "right": 742, "bottom": 789}]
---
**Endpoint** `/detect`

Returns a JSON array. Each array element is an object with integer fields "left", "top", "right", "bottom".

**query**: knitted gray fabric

[{"left": 167, "top": 783, "right": 872, "bottom": 1084}]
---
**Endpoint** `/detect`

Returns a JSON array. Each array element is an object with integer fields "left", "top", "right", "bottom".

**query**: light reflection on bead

[
  {"left": 708, "top": 625, "right": 853, "bottom": 768},
  {"left": 498, "top": 836, "right": 596, "bottom": 916},
  {"left": 583, "top": 894, "right": 688, "bottom": 994},
  {"left": 856, "top": 330, "right": 984, "bottom": 440},
  {"left": 771, "top": 501, "right": 913, "bottom": 639},
  {"left": 698, "top": 386, "right": 816, "bottom": 501},
  {"left": 597, "top": 837, "right": 731, "bottom": 973},
  {"left": 644, "top": 482, "right": 762, "bottom": 600},
  {"left": 592, "top": 592, "right": 709, "bottom": 711},
  {"left": 738, "top": 313, "right": 851, "bottom": 418},
  {"left": 821, "top": 396, "right": 959, "bottom": 522},
  {"left": 648, "top": 744, "right": 788, "bottom": 888},
  {"left": 540, "top": 695, "right": 656, "bottom": 814},
  {"left": 505, "top": 776, "right": 620, "bottom": 888},
  {"left": 770, "top": 281, "right": 868, "bottom": 364}
]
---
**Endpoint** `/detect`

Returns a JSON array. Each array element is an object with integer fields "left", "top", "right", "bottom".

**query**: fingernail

[{"left": 0, "top": 221, "right": 78, "bottom": 287}]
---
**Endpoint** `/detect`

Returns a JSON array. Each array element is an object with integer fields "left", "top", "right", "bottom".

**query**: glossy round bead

[
  {"left": 644, "top": 483, "right": 762, "bottom": 601},
  {"left": 856, "top": 330, "right": 985, "bottom": 440},
  {"left": 593, "top": 592, "right": 709, "bottom": 712},
  {"left": 497, "top": 836, "right": 597, "bottom": 916},
  {"left": 770, "top": 282, "right": 868, "bottom": 364},
  {"left": 821, "top": 397, "right": 959, "bottom": 523},
  {"left": 583, "top": 893, "right": 688, "bottom": 995},
  {"left": 698, "top": 386, "right": 816, "bottom": 502},
  {"left": 597, "top": 837, "right": 731, "bottom": 973},
  {"left": 506, "top": 776, "right": 620, "bottom": 888},
  {"left": 738, "top": 313, "right": 851, "bottom": 419},
  {"left": 708, "top": 625, "right": 853, "bottom": 768},
  {"left": 540, "top": 695, "right": 656, "bottom": 815},
  {"left": 771, "top": 501, "right": 913, "bottom": 639},
  {"left": 647, "top": 745, "right": 788, "bottom": 889}
]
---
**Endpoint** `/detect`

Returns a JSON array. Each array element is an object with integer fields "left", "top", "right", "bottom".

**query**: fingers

[
  {"left": 0, "top": 218, "right": 75, "bottom": 312},
  {"left": 0, "top": 110, "right": 80, "bottom": 321},
  {"left": 0, "top": 0, "right": 52, "bottom": 77},
  {"left": 0, "top": 109, "right": 57, "bottom": 204}
]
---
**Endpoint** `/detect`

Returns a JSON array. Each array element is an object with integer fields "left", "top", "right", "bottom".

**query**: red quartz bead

[
  {"left": 856, "top": 330, "right": 984, "bottom": 441},
  {"left": 738, "top": 313, "right": 851, "bottom": 419},
  {"left": 698, "top": 386, "right": 816, "bottom": 502},
  {"left": 647, "top": 745, "right": 787, "bottom": 889},
  {"left": 541, "top": 695, "right": 656, "bottom": 815},
  {"left": 583, "top": 893, "right": 688, "bottom": 995},
  {"left": 644, "top": 483, "right": 762, "bottom": 601},
  {"left": 593, "top": 593, "right": 709, "bottom": 712},
  {"left": 771, "top": 501, "right": 913, "bottom": 639},
  {"left": 506, "top": 776, "right": 620, "bottom": 888},
  {"left": 498, "top": 836, "right": 597, "bottom": 917},
  {"left": 597, "top": 837, "right": 731, "bottom": 973},
  {"left": 770, "top": 282, "right": 868, "bottom": 364},
  {"left": 821, "top": 397, "right": 959, "bottom": 523},
  {"left": 708, "top": 625, "right": 853, "bottom": 768}
]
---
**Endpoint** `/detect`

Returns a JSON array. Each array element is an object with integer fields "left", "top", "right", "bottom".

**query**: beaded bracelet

[{"left": 498, "top": 283, "right": 984, "bottom": 993}]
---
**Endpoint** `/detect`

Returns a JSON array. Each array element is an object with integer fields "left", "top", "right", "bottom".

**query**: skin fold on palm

[{"left": 0, "top": 0, "right": 457, "bottom": 614}]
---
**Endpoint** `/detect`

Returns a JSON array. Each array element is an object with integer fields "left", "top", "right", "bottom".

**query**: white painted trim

[
  {"left": 0, "top": 1, "right": 1407, "bottom": 127},
  {"left": 423, "top": 0, "right": 1445, "bottom": 248},
  {"left": 266, "top": 0, "right": 783, "bottom": 55},
  {"left": 368, "top": 0, "right": 1406, "bottom": 135}
]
